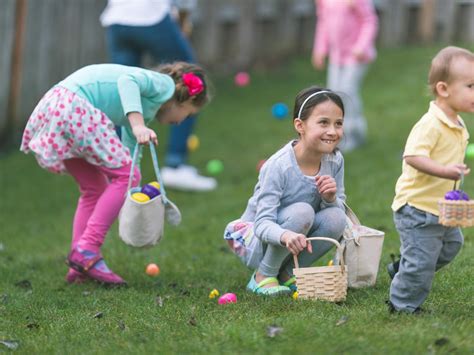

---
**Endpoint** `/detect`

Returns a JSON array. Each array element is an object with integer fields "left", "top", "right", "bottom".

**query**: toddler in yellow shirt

[{"left": 388, "top": 46, "right": 474, "bottom": 314}]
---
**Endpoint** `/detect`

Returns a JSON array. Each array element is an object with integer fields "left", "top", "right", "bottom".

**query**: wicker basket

[
  {"left": 438, "top": 200, "right": 474, "bottom": 227},
  {"left": 293, "top": 237, "right": 347, "bottom": 302},
  {"left": 438, "top": 173, "right": 474, "bottom": 228}
]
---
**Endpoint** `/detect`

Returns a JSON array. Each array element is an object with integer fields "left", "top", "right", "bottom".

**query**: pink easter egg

[
  {"left": 234, "top": 72, "right": 250, "bottom": 87},
  {"left": 218, "top": 292, "right": 237, "bottom": 304}
]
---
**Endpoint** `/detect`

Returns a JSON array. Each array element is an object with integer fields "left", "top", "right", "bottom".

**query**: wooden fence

[{"left": 1, "top": 0, "right": 474, "bottom": 145}]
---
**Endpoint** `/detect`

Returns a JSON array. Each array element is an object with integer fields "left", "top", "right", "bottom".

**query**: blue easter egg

[{"left": 271, "top": 103, "right": 289, "bottom": 119}]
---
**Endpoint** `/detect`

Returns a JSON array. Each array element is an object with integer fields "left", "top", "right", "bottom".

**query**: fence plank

[{"left": 0, "top": 0, "right": 17, "bottom": 137}]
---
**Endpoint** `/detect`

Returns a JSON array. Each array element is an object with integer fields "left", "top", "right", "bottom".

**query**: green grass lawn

[{"left": 1, "top": 46, "right": 473, "bottom": 354}]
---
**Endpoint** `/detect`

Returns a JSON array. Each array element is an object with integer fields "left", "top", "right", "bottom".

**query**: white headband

[{"left": 297, "top": 90, "right": 332, "bottom": 119}]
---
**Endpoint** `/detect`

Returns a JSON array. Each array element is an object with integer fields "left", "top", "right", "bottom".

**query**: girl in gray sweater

[{"left": 224, "top": 87, "right": 347, "bottom": 296}]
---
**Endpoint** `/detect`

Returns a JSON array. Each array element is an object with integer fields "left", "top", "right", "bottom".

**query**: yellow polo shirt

[{"left": 392, "top": 102, "right": 469, "bottom": 215}]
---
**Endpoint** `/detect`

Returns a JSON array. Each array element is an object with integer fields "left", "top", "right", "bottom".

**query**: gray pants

[
  {"left": 258, "top": 202, "right": 346, "bottom": 277},
  {"left": 327, "top": 62, "right": 369, "bottom": 151},
  {"left": 390, "top": 205, "right": 463, "bottom": 312}
]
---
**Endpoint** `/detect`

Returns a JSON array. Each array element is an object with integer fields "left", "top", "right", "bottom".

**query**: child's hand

[
  {"left": 312, "top": 52, "right": 325, "bottom": 70},
  {"left": 281, "top": 231, "right": 313, "bottom": 255},
  {"left": 444, "top": 164, "right": 471, "bottom": 180},
  {"left": 316, "top": 175, "right": 337, "bottom": 202},
  {"left": 132, "top": 125, "right": 158, "bottom": 145},
  {"left": 352, "top": 49, "right": 366, "bottom": 62}
]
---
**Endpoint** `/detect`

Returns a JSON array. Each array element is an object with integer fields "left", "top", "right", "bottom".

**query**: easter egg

[
  {"left": 444, "top": 190, "right": 469, "bottom": 201},
  {"left": 466, "top": 144, "right": 474, "bottom": 159},
  {"left": 149, "top": 181, "right": 160, "bottom": 190},
  {"left": 141, "top": 184, "right": 160, "bottom": 199},
  {"left": 187, "top": 135, "right": 200, "bottom": 152},
  {"left": 206, "top": 159, "right": 224, "bottom": 175},
  {"left": 209, "top": 289, "right": 220, "bottom": 299},
  {"left": 271, "top": 103, "right": 289, "bottom": 119},
  {"left": 234, "top": 72, "right": 250, "bottom": 87},
  {"left": 146, "top": 263, "right": 160, "bottom": 277},
  {"left": 132, "top": 192, "right": 150, "bottom": 203},
  {"left": 218, "top": 293, "right": 237, "bottom": 304}
]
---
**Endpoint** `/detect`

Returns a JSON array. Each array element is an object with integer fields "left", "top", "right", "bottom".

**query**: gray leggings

[{"left": 258, "top": 202, "right": 347, "bottom": 277}]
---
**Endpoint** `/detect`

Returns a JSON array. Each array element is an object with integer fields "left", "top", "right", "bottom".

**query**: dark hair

[
  {"left": 155, "top": 61, "right": 211, "bottom": 108},
  {"left": 293, "top": 86, "right": 344, "bottom": 121}
]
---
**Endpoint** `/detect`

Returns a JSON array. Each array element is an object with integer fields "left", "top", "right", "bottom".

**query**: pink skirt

[{"left": 20, "top": 86, "right": 131, "bottom": 174}]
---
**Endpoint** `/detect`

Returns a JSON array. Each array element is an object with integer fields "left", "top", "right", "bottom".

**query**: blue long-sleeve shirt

[{"left": 240, "top": 140, "right": 346, "bottom": 246}]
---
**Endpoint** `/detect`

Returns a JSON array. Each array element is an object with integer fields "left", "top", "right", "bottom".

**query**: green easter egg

[
  {"left": 466, "top": 144, "right": 474, "bottom": 158},
  {"left": 206, "top": 159, "right": 224, "bottom": 175}
]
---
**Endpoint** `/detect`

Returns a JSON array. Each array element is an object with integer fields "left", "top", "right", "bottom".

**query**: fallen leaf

[
  {"left": 336, "top": 315, "right": 349, "bottom": 326},
  {"left": 0, "top": 340, "right": 19, "bottom": 350},
  {"left": 180, "top": 289, "right": 190, "bottom": 296},
  {"left": 188, "top": 316, "right": 197, "bottom": 326},
  {"left": 93, "top": 312, "right": 103, "bottom": 319},
  {"left": 26, "top": 322, "right": 39, "bottom": 330},
  {"left": 434, "top": 337, "right": 449, "bottom": 347},
  {"left": 156, "top": 296, "right": 163, "bottom": 307},
  {"left": 266, "top": 325, "right": 283, "bottom": 338},
  {"left": 15, "top": 280, "right": 32, "bottom": 289}
]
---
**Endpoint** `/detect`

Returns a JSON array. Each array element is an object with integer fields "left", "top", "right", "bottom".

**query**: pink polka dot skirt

[{"left": 20, "top": 86, "right": 131, "bottom": 174}]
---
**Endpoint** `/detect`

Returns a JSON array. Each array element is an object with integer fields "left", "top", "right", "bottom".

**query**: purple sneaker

[
  {"left": 65, "top": 268, "right": 89, "bottom": 284},
  {"left": 67, "top": 248, "right": 127, "bottom": 286}
]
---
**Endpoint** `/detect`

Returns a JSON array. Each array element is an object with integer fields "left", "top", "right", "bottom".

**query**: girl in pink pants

[{"left": 21, "top": 62, "right": 210, "bottom": 286}]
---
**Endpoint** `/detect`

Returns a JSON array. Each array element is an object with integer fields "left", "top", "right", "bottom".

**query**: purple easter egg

[
  {"left": 445, "top": 190, "right": 469, "bottom": 201},
  {"left": 141, "top": 184, "right": 160, "bottom": 199}
]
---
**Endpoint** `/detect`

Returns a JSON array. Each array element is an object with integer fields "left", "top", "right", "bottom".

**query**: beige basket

[
  {"left": 438, "top": 172, "right": 474, "bottom": 228},
  {"left": 438, "top": 200, "right": 474, "bottom": 227},
  {"left": 293, "top": 237, "right": 347, "bottom": 302},
  {"left": 342, "top": 203, "right": 385, "bottom": 288}
]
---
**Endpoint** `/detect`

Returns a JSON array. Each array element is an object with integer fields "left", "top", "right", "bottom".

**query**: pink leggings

[{"left": 64, "top": 158, "right": 140, "bottom": 253}]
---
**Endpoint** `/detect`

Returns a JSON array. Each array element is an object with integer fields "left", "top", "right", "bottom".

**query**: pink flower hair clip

[{"left": 182, "top": 72, "right": 204, "bottom": 96}]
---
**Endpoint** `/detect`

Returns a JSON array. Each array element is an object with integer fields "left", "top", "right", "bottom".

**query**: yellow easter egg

[
  {"left": 328, "top": 260, "right": 334, "bottom": 266},
  {"left": 148, "top": 181, "right": 160, "bottom": 190},
  {"left": 209, "top": 289, "right": 220, "bottom": 299},
  {"left": 132, "top": 192, "right": 150, "bottom": 203},
  {"left": 187, "top": 135, "right": 200, "bottom": 152}
]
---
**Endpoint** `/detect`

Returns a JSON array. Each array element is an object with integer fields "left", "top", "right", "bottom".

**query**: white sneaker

[{"left": 161, "top": 165, "right": 217, "bottom": 191}]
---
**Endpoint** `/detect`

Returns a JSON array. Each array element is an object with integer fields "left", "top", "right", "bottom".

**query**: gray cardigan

[{"left": 240, "top": 140, "right": 346, "bottom": 246}]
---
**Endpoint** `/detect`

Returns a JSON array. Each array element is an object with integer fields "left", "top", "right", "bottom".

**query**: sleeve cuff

[
  {"left": 320, "top": 198, "right": 344, "bottom": 210},
  {"left": 124, "top": 105, "right": 143, "bottom": 115}
]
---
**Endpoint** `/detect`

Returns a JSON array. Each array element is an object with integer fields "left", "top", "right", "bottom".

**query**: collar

[{"left": 429, "top": 101, "right": 466, "bottom": 130}]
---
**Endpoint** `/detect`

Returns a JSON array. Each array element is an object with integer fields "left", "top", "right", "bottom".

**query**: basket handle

[
  {"left": 293, "top": 237, "right": 345, "bottom": 270},
  {"left": 453, "top": 171, "right": 465, "bottom": 191},
  {"left": 126, "top": 143, "right": 170, "bottom": 204}
]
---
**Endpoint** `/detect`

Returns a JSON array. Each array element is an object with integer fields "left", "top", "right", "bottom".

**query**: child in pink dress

[
  {"left": 21, "top": 62, "right": 210, "bottom": 286},
  {"left": 312, "top": 0, "right": 378, "bottom": 151}
]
